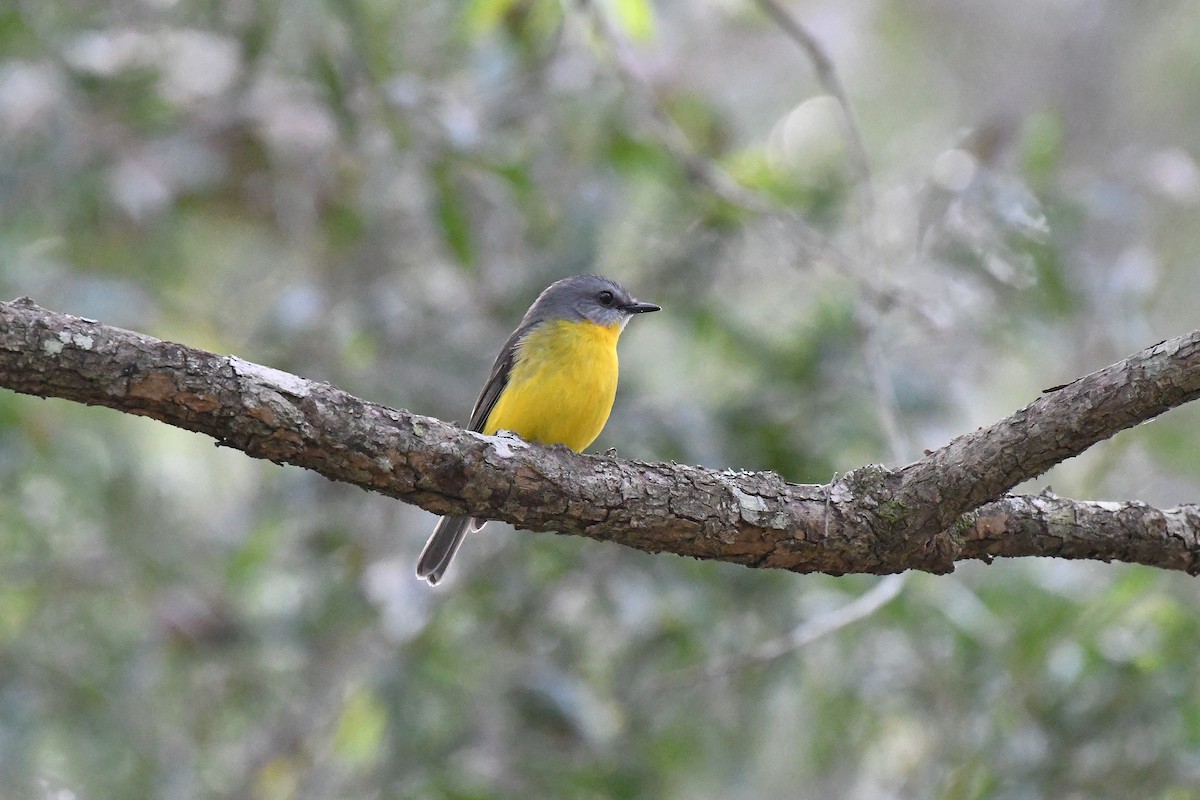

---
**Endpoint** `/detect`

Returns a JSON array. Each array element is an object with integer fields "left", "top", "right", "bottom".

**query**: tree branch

[{"left": 3, "top": 298, "right": 1200, "bottom": 575}]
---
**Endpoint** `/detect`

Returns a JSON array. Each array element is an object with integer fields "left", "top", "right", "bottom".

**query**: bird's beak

[{"left": 623, "top": 300, "right": 661, "bottom": 314}]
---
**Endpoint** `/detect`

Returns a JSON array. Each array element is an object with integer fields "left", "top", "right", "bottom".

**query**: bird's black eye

[{"left": 597, "top": 290, "right": 615, "bottom": 307}]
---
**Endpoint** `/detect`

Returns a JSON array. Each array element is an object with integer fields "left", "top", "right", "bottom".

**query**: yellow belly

[{"left": 484, "top": 319, "right": 621, "bottom": 452}]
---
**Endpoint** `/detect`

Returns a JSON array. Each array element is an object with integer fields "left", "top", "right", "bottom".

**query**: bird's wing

[{"left": 467, "top": 324, "right": 531, "bottom": 432}]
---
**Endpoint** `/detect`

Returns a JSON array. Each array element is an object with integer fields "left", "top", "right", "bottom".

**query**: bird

[{"left": 416, "top": 274, "right": 660, "bottom": 585}]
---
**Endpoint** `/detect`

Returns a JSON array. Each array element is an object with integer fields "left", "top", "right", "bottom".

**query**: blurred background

[{"left": 4, "top": 0, "right": 1200, "bottom": 797}]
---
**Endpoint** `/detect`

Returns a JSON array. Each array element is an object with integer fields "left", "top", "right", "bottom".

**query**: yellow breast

[{"left": 483, "top": 319, "right": 622, "bottom": 452}]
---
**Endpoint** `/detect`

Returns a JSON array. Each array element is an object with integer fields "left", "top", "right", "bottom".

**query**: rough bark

[{"left": 2, "top": 297, "right": 1199, "bottom": 575}]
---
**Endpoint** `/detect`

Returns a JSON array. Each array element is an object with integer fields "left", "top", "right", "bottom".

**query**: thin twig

[
  {"left": 661, "top": 574, "right": 907, "bottom": 688},
  {"left": 577, "top": 0, "right": 943, "bottom": 347},
  {"left": 749, "top": 1, "right": 909, "bottom": 462},
  {"left": 858, "top": 309, "right": 910, "bottom": 462},
  {"left": 752, "top": 0, "right": 873, "bottom": 204},
  {"left": 580, "top": 0, "right": 770, "bottom": 212},
  {"left": 578, "top": 0, "right": 844, "bottom": 263}
]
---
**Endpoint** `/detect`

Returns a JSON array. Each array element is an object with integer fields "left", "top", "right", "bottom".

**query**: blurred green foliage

[{"left": 4, "top": 0, "right": 1200, "bottom": 797}]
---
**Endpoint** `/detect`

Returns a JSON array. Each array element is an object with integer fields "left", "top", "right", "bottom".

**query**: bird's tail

[{"left": 416, "top": 515, "right": 476, "bottom": 585}]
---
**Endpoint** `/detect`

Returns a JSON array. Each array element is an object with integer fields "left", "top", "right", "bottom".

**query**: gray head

[{"left": 522, "top": 275, "right": 660, "bottom": 329}]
